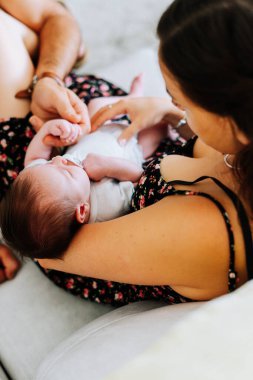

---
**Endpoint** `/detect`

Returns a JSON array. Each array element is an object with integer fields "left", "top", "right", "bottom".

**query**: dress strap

[{"left": 169, "top": 175, "right": 253, "bottom": 290}]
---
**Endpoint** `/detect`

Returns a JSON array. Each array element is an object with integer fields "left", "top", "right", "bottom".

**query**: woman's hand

[
  {"left": 31, "top": 78, "right": 91, "bottom": 136},
  {"left": 30, "top": 100, "right": 90, "bottom": 148},
  {"left": 91, "top": 97, "right": 185, "bottom": 144},
  {"left": 0, "top": 244, "right": 21, "bottom": 284}
]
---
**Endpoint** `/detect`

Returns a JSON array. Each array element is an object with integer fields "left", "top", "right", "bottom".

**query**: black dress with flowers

[
  {"left": 38, "top": 137, "right": 253, "bottom": 306},
  {"left": 1, "top": 74, "right": 252, "bottom": 306}
]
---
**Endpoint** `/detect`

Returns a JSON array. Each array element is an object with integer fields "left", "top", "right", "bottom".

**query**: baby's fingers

[
  {"left": 61, "top": 124, "right": 82, "bottom": 144},
  {"left": 67, "top": 89, "right": 91, "bottom": 132}
]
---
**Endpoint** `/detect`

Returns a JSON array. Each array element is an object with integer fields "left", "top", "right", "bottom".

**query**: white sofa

[{"left": 1, "top": 2, "right": 253, "bottom": 379}]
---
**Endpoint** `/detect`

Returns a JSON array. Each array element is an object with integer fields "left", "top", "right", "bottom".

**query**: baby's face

[{"left": 28, "top": 156, "right": 90, "bottom": 204}]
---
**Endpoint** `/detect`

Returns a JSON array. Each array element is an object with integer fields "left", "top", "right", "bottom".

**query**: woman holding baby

[{"left": 1, "top": 0, "right": 253, "bottom": 306}]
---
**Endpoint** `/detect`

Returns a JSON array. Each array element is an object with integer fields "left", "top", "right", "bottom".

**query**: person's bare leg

[
  {"left": 87, "top": 74, "right": 144, "bottom": 117},
  {"left": 138, "top": 124, "right": 168, "bottom": 159}
]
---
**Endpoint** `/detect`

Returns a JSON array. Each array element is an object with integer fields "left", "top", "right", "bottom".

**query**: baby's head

[{"left": 0, "top": 156, "right": 91, "bottom": 259}]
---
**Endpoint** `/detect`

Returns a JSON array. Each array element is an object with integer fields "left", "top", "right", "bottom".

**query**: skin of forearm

[{"left": 36, "top": 13, "right": 81, "bottom": 79}]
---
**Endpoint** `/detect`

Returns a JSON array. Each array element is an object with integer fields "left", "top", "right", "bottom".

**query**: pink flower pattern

[{"left": 1, "top": 73, "right": 238, "bottom": 306}]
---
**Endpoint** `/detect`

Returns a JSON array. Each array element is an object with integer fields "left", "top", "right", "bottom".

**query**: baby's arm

[
  {"left": 82, "top": 153, "right": 143, "bottom": 183},
  {"left": 25, "top": 119, "right": 81, "bottom": 167}
]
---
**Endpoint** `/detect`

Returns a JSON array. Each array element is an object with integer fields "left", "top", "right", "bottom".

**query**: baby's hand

[
  {"left": 82, "top": 153, "right": 108, "bottom": 181},
  {"left": 46, "top": 119, "right": 82, "bottom": 145},
  {"left": 29, "top": 116, "right": 83, "bottom": 147}
]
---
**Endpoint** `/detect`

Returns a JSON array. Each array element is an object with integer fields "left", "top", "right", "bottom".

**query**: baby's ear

[
  {"left": 75, "top": 203, "right": 90, "bottom": 224},
  {"left": 29, "top": 115, "right": 44, "bottom": 131}
]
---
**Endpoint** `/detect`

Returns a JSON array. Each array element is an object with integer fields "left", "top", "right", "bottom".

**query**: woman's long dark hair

[{"left": 157, "top": 0, "right": 253, "bottom": 215}]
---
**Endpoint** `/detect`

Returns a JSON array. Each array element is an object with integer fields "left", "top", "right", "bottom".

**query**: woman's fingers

[
  {"left": 67, "top": 90, "right": 91, "bottom": 134},
  {"left": 29, "top": 115, "right": 44, "bottom": 131},
  {"left": 91, "top": 100, "right": 127, "bottom": 132},
  {"left": 91, "top": 99, "right": 143, "bottom": 143},
  {"left": 117, "top": 120, "right": 141, "bottom": 144},
  {"left": 53, "top": 88, "right": 81, "bottom": 123}
]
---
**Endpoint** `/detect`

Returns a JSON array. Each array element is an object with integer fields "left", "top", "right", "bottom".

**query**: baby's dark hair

[
  {"left": 157, "top": 0, "right": 253, "bottom": 215},
  {"left": 0, "top": 171, "right": 81, "bottom": 259}
]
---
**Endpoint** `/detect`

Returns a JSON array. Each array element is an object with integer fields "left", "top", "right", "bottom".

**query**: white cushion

[
  {"left": 0, "top": 366, "right": 9, "bottom": 380},
  {"left": 36, "top": 282, "right": 253, "bottom": 380},
  {"left": 0, "top": 261, "right": 112, "bottom": 380},
  {"left": 35, "top": 301, "right": 202, "bottom": 380},
  {"left": 108, "top": 281, "right": 253, "bottom": 380}
]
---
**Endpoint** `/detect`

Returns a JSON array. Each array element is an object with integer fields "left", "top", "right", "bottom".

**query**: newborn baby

[{"left": 0, "top": 76, "right": 166, "bottom": 259}]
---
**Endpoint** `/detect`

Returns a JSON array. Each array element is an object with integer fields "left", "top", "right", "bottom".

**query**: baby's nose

[{"left": 52, "top": 156, "right": 67, "bottom": 166}]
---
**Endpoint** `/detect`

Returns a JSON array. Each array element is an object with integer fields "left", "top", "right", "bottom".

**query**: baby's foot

[
  {"left": 88, "top": 74, "right": 144, "bottom": 118},
  {"left": 129, "top": 73, "right": 144, "bottom": 97}
]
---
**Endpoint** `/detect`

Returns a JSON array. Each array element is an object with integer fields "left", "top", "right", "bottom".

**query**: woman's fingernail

[{"left": 118, "top": 139, "right": 126, "bottom": 146}]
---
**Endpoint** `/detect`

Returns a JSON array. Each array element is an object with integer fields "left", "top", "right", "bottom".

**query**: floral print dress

[
  {"left": 1, "top": 74, "right": 252, "bottom": 307},
  {"left": 38, "top": 137, "right": 251, "bottom": 307}
]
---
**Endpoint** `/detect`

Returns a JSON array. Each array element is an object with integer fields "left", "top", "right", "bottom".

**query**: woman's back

[{"left": 130, "top": 136, "right": 251, "bottom": 300}]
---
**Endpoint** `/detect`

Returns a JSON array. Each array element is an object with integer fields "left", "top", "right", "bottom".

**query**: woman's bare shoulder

[{"left": 39, "top": 194, "right": 232, "bottom": 299}]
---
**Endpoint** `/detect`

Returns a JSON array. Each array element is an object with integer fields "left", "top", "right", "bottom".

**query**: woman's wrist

[
  {"left": 162, "top": 113, "right": 185, "bottom": 127},
  {"left": 155, "top": 97, "right": 184, "bottom": 126}
]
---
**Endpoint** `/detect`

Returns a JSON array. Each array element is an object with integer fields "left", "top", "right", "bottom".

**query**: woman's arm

[
  {"left": 91, "top": 97, "right": 185, "bottom": 143},
  {"left": 0, "top": 0, "right": 81, "bottom": 78},
  {"left": 39, "top": 195, "right": 231, "bottom": 300}
]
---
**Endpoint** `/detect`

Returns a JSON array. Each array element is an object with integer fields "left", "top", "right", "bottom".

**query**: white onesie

[{"left": 27, "top": 123, "right": 144, "bottom": 223}]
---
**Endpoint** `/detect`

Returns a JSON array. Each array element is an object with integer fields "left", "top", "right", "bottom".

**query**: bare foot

[{"left": 129, "top": 73, "right": 144, "bottom": 96}]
